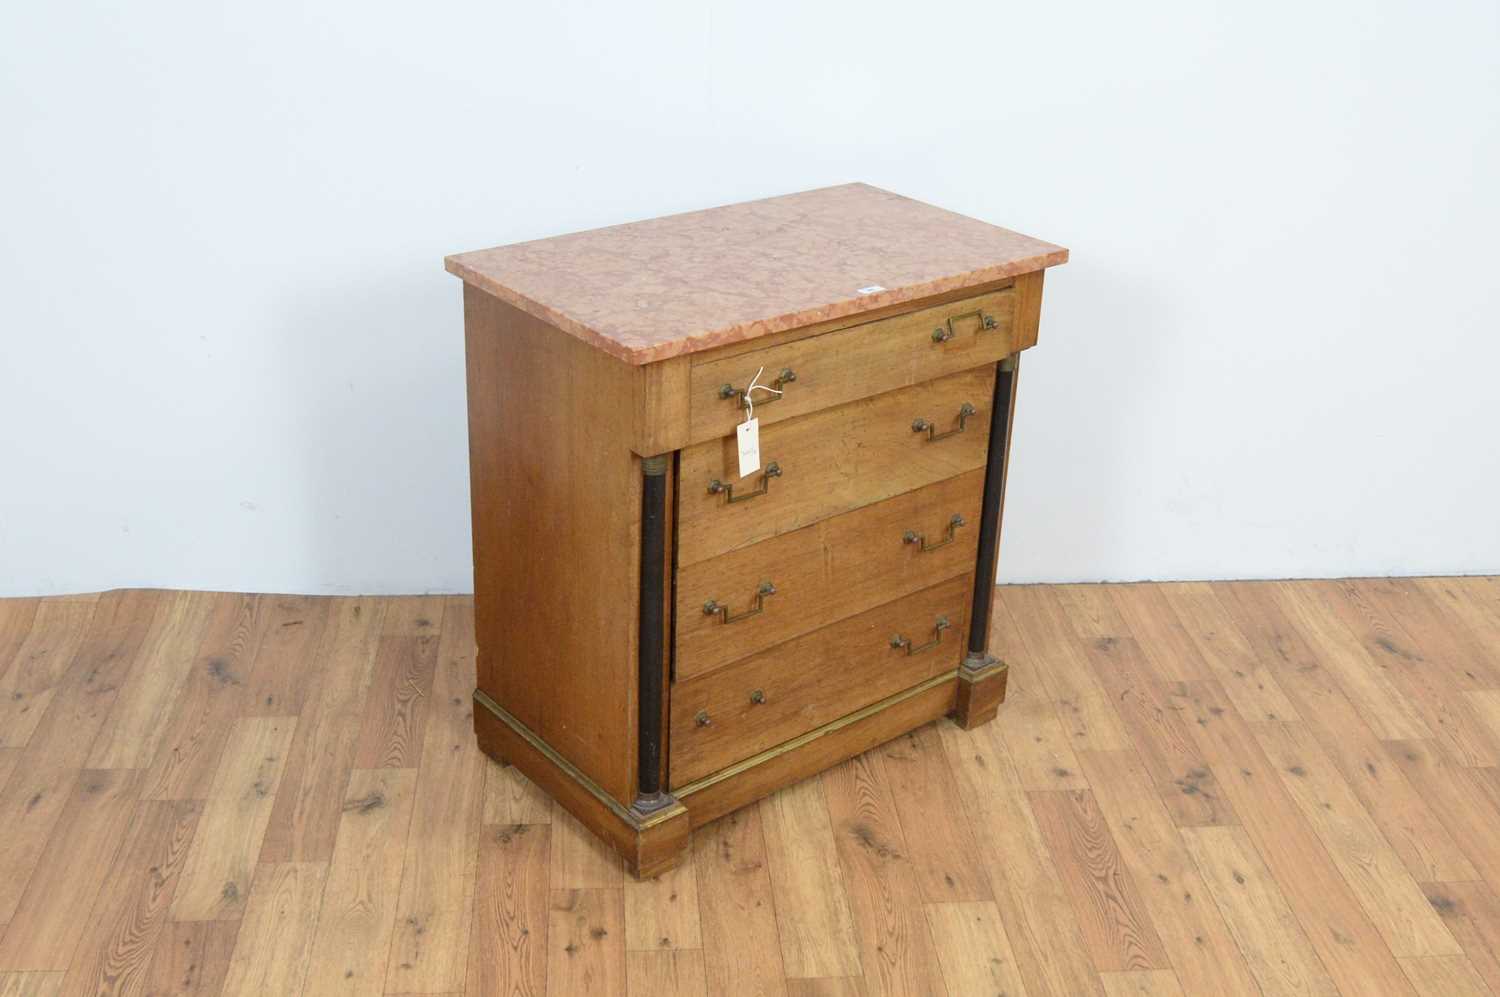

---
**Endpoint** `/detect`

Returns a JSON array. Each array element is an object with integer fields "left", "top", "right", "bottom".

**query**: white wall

[{"left": 2, "top": 0, "right": 1497, "bottom": 596}]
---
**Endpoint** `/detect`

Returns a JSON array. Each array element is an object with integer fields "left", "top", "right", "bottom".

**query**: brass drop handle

[
  {"left": 709, "top": 462, "right": 781, "bottom": 503},
  {"left": 695, "top": 710, "right": 712, "bottom": 727},
  {"left": 703, "top": 581, "right": 775, "bottom": 624},
  {"left": 891, "top": 617, "right": 951, "bottom": 656},
  {"left": 912, "top": 402, "right": 977, "bottom": 441},
  {"left": 749, "top": 689, "right": 765, "bottom": 705},
  {"left": 904, "top": 514, "right": 966, "bottom": 553},
  {"left": 719, "top": 368, "right": 796, "bottom": 409},
  {"left": 931, "top": 308, "right": 998, "bottom": 343}
]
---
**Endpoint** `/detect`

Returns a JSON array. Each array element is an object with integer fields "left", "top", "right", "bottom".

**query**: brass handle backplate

[
  {"left": 891, "top": 616, "right": 951, "bottom": 656},
  {"left": 709, "top": 462, "right": 781, "bottom": 503},
  {"left": 703, "top": 581, "right": 775, "bottom": 624},
  {"left": 912, "top": 402, "right": 977, "bottom": 441},
  {"left": 904, "top": 514, "right": 966, "bottom": 552},
  {"left": 931, "top": 308, "right": 998, "bottom": 343},
  {"left": 719, "top": 369, "right": 796, "bottom": 409}
]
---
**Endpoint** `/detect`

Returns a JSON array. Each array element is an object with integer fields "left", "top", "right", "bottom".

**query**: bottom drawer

[{"left": 669, "top": 575, "right": 970, "bottom": 787}]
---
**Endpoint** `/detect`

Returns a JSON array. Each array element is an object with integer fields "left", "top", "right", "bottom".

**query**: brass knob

[
  {"left": 749, "top": 689, "right": 765, "bottom": 705},
  {"left": 695, "top": 710, "right": 712, "bottom": 727}
]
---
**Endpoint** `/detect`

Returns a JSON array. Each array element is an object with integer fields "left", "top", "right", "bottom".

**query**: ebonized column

[
  {"left": 633, "top": 453, "right": 672, "bottom": 814},
  {"left": 965, "top": 354, "right": 1019, "bottom": 671}
]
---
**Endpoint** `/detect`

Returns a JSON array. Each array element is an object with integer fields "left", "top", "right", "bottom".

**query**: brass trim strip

[
  {"left": 472, "top": 689, "right": 684, "bottom": 830},
  {"left": 673, "top": 669, "right": 959, "bottom": 799}
]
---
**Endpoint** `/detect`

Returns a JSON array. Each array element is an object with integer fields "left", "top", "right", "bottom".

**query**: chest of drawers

[{"left": 446, "top": 183, "right": 1067, "bottom": 876}]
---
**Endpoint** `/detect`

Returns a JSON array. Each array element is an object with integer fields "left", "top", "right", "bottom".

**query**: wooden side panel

[
  {"left": 677, "top": 366, "right": 996, "bottom": 566},
  {"left": 463, "top": 285, "right": 641, "bottom": 805}
]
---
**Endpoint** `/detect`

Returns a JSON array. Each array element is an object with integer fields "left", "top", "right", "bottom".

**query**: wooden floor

[{"left": 1, "top": 580, "right": 1499, "bottom": 995}]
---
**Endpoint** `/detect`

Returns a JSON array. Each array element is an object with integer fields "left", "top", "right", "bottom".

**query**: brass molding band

[
  {"left": 641, "top": 454, "right": 670, "bottom": 476},
  {"left": 673, "top": 669, "right": 959, "bottom": 799},
  {"left": 472, "top": 688, "right": 684, "bottom": 830}
]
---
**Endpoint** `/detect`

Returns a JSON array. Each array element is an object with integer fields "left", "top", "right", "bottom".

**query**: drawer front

[
  {"left": 674, "top": 468, "right": 984, "bottom": 680},
  {"left": 678, "top": 365, "right": 996, "bottom": 567},
  {"left": 688, "top": 286, "right": 1024, "bottom": 444},
  {"left": 670, "top": 577, "right": 969, "bottom": 786}
]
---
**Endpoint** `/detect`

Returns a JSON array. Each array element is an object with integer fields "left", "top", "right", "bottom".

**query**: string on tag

[{"left": 743, "top": 365, "right": 782, "bottom": 422}]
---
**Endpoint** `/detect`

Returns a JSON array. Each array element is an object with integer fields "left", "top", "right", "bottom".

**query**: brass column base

[{"left": 951, "top": 653, "right": 1009, "bottom": 730}]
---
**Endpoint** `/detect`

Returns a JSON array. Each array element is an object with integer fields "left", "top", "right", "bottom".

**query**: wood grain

[
  {"left": 1169, "top": 678, "right": 1418, "bottom": 996},
  {"left": 1074, "top": 749, "right": 1260, "bottom": 996},
  {"left": 1421, "top": 879, "right": 1500, "bottom": 995},
  {"left": 1248, "top": 720, "right": 1460, "bottom": 957},
  {"left": 3, "top": 579, "right": 1499, "bottom": 996},
  {"left": 0, "top": 601, "right": 94, "bottom": 748},
  {"left": 759, "top": 776, "right": 862, "bottom": 979},
  {"left": 300, "top": 768, "right": 418, "bottom": 996},
  {"left": 1178, "top": 824, "right": 1340, "bottom": 997},
  {"left": 677, "top": 366, "right": 996, "bottom": 564},
  {"left": 219, "top": 863, "right": 326, "bottom": 997},
  {"left": 691, "top": 809, "right": 788, "bottom": 997},
  {"left": 86, "top": 590, "right": 217, "bottom": 768},
  {"left": 675, "top": 469, "right": 984, "bottom": 679},
  {"left": 547, "top": 889, "right": 625, "bottom": 997},
  {"left": 877, "top": 724, "right": 992, "bottom": 904},
  {"left": 483, "top": 759, "right": 553, "bottom": 825},
  {"left": 1073, "top": 628, "right": 1236, "bottom": 827},
  {"left": 464, "top": 285, "right": 641, "bottom": 804},
  {"left": 469, "top": 823, "right": 550, "bottom": 997},
  {"left": 56, "top": 800, "right": 200, "bottom": 997},
  {"left": 257, "top": 596, "right": 386, "bottom": 863},
  {"left": 0, "top": 769, "right": 143, "bottom": 968},
  {"left": 240, "top": 595, "right": 333, "bottom": 717},
  {"left": 1217, "top": 580, "right": 1479, "bottom": 883},
  {"left": 625, "top": 950, "right": 708, "bottom": 997},
  {"left": 141, "top": 920, "right": 238, "bottom": 997},
  {"left": 353, "top": 633, "right": 439, "bottom": 770},
  {"left": 623, "top": 858, "right": 701, "bottom": 951},
  {"left": 20, "top": 589, "right": 164, "bottom": 771},
  {"left": 923, "top": 900, "right": 1027, "bottom": 997},
  {"left": 384, "top": 601, "right": 485, "bottom": 993},
  {"left": 670, "top": 578, "right": 968, "bottom": 784},
  {"left": 687, "top": 285, "right": 1022, "bottom": 441},
  {"left": 0, "top": 973, "right": 62, "bottom": 997},
  {"left": 169, "top": 716, "right": 296, "bottom": 921},
  {"left": 822, "top": 753, "right": 947, "bottom": 995},
  {"left": 938, "top": 720, "right": 1104, "bottom": 997},
  {"left": 1027, "top": 788, "right": 1169, "bottom": 972},
  {"left": 141, "top": 593, "right": 266, "bottom": 800}
]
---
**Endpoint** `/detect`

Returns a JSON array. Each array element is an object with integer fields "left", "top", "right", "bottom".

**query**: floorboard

[{"left": 0, "top": 578, "right": 1496, "bottom": 995}]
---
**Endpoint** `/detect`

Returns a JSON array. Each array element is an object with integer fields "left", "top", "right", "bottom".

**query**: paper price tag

[{"left": 737, "top": 418, "right": 761, "bottom": 478}]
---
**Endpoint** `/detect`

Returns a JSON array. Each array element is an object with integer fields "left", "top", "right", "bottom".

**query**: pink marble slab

[{"left": 445, "top": 183, "right": 1068, "bottom": 366}]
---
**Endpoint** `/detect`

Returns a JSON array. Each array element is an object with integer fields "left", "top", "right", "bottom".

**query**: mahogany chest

[{"left": 446, "top": 183, "right": 1067, "bottom": 876}]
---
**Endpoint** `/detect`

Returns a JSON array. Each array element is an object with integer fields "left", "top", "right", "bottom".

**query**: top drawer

[{"left": 688, "top": 285, "right": 1027, "bottom": 443}]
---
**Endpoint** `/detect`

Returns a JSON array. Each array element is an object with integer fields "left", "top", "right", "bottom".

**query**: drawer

[
  {"left": 688, "top": 286, "right": 1025, "bottom": 444},
  {"left": 678, "top": 365, "right": 997, "bottom": 567},
  {"left": 670, "top": 577, "right": 969, "bottom": 786},
  {"left": 674, "top": 468, "right": 984, "bottom": 680}
]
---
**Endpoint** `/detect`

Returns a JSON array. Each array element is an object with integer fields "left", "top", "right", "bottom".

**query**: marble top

[{"left": 445, "top": 183, "right": 1068, "bottom": 365}]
